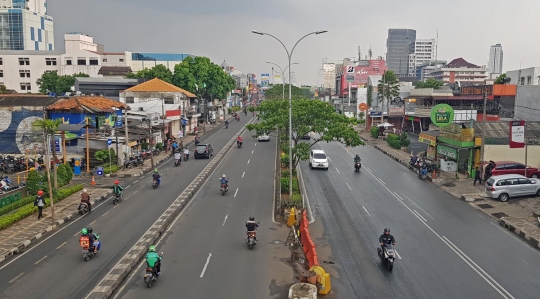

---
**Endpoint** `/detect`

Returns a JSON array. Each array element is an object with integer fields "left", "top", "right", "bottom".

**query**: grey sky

[{"left": 50, "top": 0, "right": 540, "bottom": 85}]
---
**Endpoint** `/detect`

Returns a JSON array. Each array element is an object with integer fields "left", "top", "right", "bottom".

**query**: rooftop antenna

[
  {"left": 368, "top": 45, "right": 372, "bottom": 60},
  {"left": 358, "top": 46, "right": 362, "bottom": 62},
  {"left": 434, "top": 30, "right": 439, "bottom": 67}
]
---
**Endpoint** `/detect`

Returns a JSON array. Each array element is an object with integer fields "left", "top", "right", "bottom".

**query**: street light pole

[
  {"left": 253, "top": 30, "right": 327, "bottom": 201},
  {"left": 266, "top": 62, "right": 299, "bottom": 99}
]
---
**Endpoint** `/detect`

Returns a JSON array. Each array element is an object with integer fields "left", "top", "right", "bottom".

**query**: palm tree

[
  {"left": 32, "top": 119, "right": 62, "bottom": 188},
  {"left": 377, "top": 71, "right": 400, "bottom": 114}
]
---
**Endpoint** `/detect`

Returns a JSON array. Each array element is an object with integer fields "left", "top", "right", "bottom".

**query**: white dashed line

[
  {"left": 9, "top": 272, "right": 24, "bottom": 284},
  {"left": 252, "top": 150, "right": 254, "bottom": 154},
  {"left": 247, "top": 159, "right": 250, "bottom": 164},
  {"left": 234, "top": 188, "right": 239, "bottom": 197},
  {"left": 413, "top": 210, "right": 428, "bottom": 222},
  {"left": 362, "top": 206, "right": 371, "bottom": 216},
  {"left": 242, "top": 172, "right": 245, "bottom": 178},
  {"left": 336, "top": 168, "right": 341, "bottom": 174},
  {"left": 222, "top": 215, "right": 228, "bottom": 226},
  {"left": 394, "top": 250, "right": 402, "bottom": 260},
  {"left": 56, "top": 242, "right": 67, "bottom": 249},
  {"left": 200, "top": 253, "right": 212, "bottom": 278},
  {"left": 346, "top": 183, "right": 352, "bottom": 190},
  {"left": 35, "top": 255, "right": 48, "bottom": 265}
]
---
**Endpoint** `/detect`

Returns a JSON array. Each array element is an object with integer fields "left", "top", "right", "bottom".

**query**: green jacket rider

[
  {"left": 113, "top": 180, "right": 124, "bottom": 194},
  {"left": 145, "top": 245, "right": 162, "bottom": 275}
]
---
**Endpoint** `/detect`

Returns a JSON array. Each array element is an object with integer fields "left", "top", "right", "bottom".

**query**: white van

[{"left": 309, "top": 149, "right": 329, "bottom": 170}]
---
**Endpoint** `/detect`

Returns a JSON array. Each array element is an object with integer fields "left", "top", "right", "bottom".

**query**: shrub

[
  {"left": 290, "top": 194, "right": 303, "bottom": 208},
  {"left": 370, "top": 127, "right": 380, "bottom": 138},
  {"left": 389, "top": 139, "right": 401, "bottom": 149},
  {"left": 56, "top": 164, "right": 68, "bottom": 186},
  {"left": 280, "top": 177, "right": 290, "bottom": 193},
  {"left": 26, "top": 170, "right": 42, "bottom": 196},
  {"left": 156, "top": 142, "right": 163, "bottom": 150},
  {"left": 402, "top": 139, "right": 411, "bottom": 147},
  {"left": 65, "top": 163, "right": 73, "bottom": 183},
  {"left": 104, "top": 165, "right": 119, "bottom": 174},
  {"left": 281, "top": 169, "right": 297, "bottom": 178},
  {"left": 0, "top": 193, "right": 34, "bottom": 217},
  {"left": 281, "top": 154, "right": 289, "bottom": 167},
  {"left": 292, "top": 178, "right": 300, "bottom": 194}
]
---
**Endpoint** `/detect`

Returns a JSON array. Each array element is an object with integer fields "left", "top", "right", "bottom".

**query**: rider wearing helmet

[
  {"left": 354, "top": 154, "right": 361, "bottom": 163},
  {"left": 112, "top": 180, "right": 124, "bottom": 196},
  {"left": 87, "top": 227, "right": 100, "bottom": 253},
  {"left": 246, "top": 216, "right": 259, "bottom": 241},
  {"left": 34, "top": 190, "right": 45, "bottom": 219},
  {"left": 80, "top": 189, "right": 91, "bottom": 212},
  {"left": 152, "top": 169, "right": 161, "bottom": 186},
  {"left": 379, "top": 228, "right": 396, "bottom": 249},
  {"left": 237, "top": 135, "right": 243, "bottom": 144},
  {"left": 145, "top": 245, "right": 162, "bottom": 275},
  {"left": 220, "top": 174, "right": 228, "bottom": 189}
]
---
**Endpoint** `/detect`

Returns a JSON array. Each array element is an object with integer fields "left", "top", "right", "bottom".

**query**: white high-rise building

[
  {"left": 488, "top": 44, "right": 503, "bottom": 75},
  {"left": 322, "top": 63, "right": 335, "bottom": 90},
  {"left": 0, "top": 0, "right": 54, "bottom": 50},
  {"left": 408, "top": 38, "right": 435, "bottom": 77}
]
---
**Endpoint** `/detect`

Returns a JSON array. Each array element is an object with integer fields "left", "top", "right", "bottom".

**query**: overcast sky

[{"left": 49, "top": 0, "right": 540, "bottom": 86}]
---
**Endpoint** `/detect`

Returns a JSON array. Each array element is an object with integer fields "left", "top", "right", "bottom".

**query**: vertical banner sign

[{"left": 510, "top": 120, "right": 525, "bottom": 148}]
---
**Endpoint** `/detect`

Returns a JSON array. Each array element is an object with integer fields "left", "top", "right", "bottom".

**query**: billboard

[
  {"left": 340, "top": 60, "right": 388, "bottom": 93},
  {"left": 261, "top": 73, "right": 270, "bottom": 87},
  {"left": 273, "top": 74, "right": 283, "bottom": 85},
  {"left": 510, "top": 120, "right": 525, "bottom": 148}
]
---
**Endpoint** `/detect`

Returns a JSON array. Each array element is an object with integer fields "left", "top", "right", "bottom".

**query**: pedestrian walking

[
  {"left": 473, "top": 167, "right": 482, "bottom": 186},
  {"left": 34, "top": 190, "right": 45, "bottom": 220}
]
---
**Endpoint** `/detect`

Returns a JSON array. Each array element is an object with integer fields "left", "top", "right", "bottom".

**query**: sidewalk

[
  {"left": 0, "top": 186, "right": 111, "bottom": 263},
  {"left": 357, "top": 127, "right": 540, "bottom": 249}
]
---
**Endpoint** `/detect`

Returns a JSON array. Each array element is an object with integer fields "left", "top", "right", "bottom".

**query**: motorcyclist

[
  {"left": 87, "top": 227, "right": 100, "bottom": 252},
  {"left": 112, "top": 180, "right": 124, "bottom": 197},
  {"left": 220, "top": 174, "right": 228, "bottom": 189},
  {"left": 237, "top": 136, "right": 243, "bottom": 145},
  {"left": 225, "top": 120, "right": 229, "bottom": 128},
  {"left": 145, "top": 245, "right": 162, "bottom": 275},
  {"left": 354, "top": 154, "right": 362, "bottom": 163},
  {"left": 183, "top": 148, "right": 189, "bottom": 160},
  {"left": 152, "top": 169, "right": 161, "bottom": 186},
  {"left": 379, "top": 228, "right": 396, "bottom": 251},
  {"left": 246, "top": 216, "right": 258, "bottom": 241},
  {"left": 174, "top": 151, "right": 181, "bottom": 165},
  {"left": 80, "top": 189, "right": 91, "bottom": 213}
]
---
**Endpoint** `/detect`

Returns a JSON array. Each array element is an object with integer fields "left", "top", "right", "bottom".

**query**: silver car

[{"left": 485, "top": 174, "right": 540, "bottom": 202}]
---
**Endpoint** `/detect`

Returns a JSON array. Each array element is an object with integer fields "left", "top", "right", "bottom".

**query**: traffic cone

[{"left": 91, "top": 176, "right": 95, "bottom": 186}]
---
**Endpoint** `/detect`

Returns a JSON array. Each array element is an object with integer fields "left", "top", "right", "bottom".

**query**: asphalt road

[
  {"left": 114, "top": 129, "right": 292, "bottom": 298},
  {"left": 301, "top": 139, "right": 540, "bottom": 299},
  {"left": 0, "top": 117, "right": 251, "bottom": 299}
]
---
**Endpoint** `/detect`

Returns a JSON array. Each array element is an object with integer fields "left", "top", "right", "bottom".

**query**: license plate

[{"left": 318, "top": 164, "right": 323, "bottom": 166}]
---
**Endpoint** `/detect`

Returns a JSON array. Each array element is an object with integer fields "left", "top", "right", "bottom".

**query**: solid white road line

[
  {"left": 362, "top": 206, "right": 371, "bottom": 216},
  {"left": 200, "top": 253, "right": 212, "bottom": 278},
  {"left": 394, "top": 250, "right": 402, "bottom": 260},
  {"left": 336, "top": 168, "right": 341, "bottom": 174},
  {"left": 392, "top": 191, "right": 404, "bottom": 201},
  {"left": 413, "top": 210, "right": 428, "bottom": 222},
  {"left": 9, "top": 272, "right": 24, "bottom": 284},
  {"left": 346, "top": 183, "right": 352, "bottom": 190},
  {"left": 247, "top": 159, "right": 250, "bottom": 164},
  {"left": 377, "top": 178, "right": 386, "bottom": 185},
  {"left": 56, "top": 242, "right": 67, "bottom": 249},
  {"left": 252, "top": 150, "right": 254, "bottom": 154},
  {"left": 34, "top": 255, "right": 48, "bottom": 265},
  {"left": 222, "top": 215, "right": 228, "bottom": 226},
  {"left": 234, "top": 188, "right": 239, "bottom": 197},
  {"left": 242, "top": 172, "right": 245, "bottom": 178}
]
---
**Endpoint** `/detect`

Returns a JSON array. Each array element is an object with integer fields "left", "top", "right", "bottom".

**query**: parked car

[
  {"left": 490, "top": 161, "right": 540, "bottom": 178},
  {"left": 194, "top": 144, "right": 213, "bottom": 159},
  {"left": 485, "top": 174, "right": 540, "bottom": 202},
  {"left": 257, "top": 133, "right": 270, "bottom": 142},
  {"left": 309, "top": 149, "right": 329, "bottom": 170},
  {"left": 300, "top": 133, "right": 311, "bottom": 140}
]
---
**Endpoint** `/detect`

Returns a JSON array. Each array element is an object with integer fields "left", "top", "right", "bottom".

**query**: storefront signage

[
  {"left": 370, "top": 111, "right": 382, "bottom": 117},
  {"left": 437, "top": 145, "right": 457, "bottom": 160},
  {"left": 387, "top": 107, "right": 405, "bottom": 116},
  {"left": 510, "top": 120, "right": 525, "bottom": 148},
  {"left": 0, "top": 192, "right": 22, "bottom": 208},
  {"left": 461, "top": 85, "right": 493, "bottom": 96},
  {"left": 430, "top": 104, "right": 454, "bottom": 127},
  {"left": 418, "top": 133, "right": 436, "bottom": 146}
]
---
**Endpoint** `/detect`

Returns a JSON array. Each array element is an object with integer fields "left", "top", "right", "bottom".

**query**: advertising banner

[
  {"left": 261, "top": 73, "right": 270, "bottom": 87},
  {"left": 510, "top": 120, "right": 525, "bottom": 148},
  {"left": 430, "top": 104, "right": 454, "bottom": 127},
  {"left": 388, "top": 107, "right": 405, "bottom": 116}
]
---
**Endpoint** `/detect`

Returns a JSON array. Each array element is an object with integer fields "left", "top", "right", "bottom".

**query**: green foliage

[
  {"left": 415, "top": 78, "right": 443, "bottom": 89},
  {"left": 402, "top": 138, "right": 411, "bottom": 147},
  {"left": 377, "top": 71, "right": 400, "bottom": 104},
  {"left": 367, "top": 85, "right": 373, "bottom": 106},
  {"left": 0, "top": 184, "right": 83, "bottom": 230},
  {"left": 25, "top": 170, "right": 43, "bottom": 196},
  {"left": 65, "top": 163, "right": 73, "bottom": 182},
  {"left": 290, "top": 194, "right": 303, "bottom": 208},
  {"left": 0, "top": 193, "right": 35, "bottom": 217},
  {"left": 103, "top": 165, "right": 119, "bottom": 174},
  {"left": 125, "top": 64, "right": 173, "bottom": 83},
  {"left": 370, "top": 126, "right": 380, "bottom": 138},
  {"left": 280, "top": 169, "right": 297, "bottom": 178},
  {"left": 56, "top": 164, "right": 68, "bottom": 186},
  {"left": 387, "top": 132, "right": 410, "bottom": 148},
  {"left": 36, "top": 71, "right": 89, "bottom": 94},
  {"left": 230, "top": 106, "right": 241, "bottom": 112},
  {"left": 246, "top": 99, "right": 365, "bottom": 169},
  {"left": 292, "top": 177, "right": 300, "bottom": 194},
  {"left": 94, "top": 149, "right": 109, "bottom": 162},
  {"left": 0, "top": 84, "right": 7, "bottom": 94},
  {"left": 280, "top": 177, "right": 290, "bottom": 193},
  {"left": 156, "top": 142, "right": 163, "bottom": 150},
  {"left": 281, "top": 154, "right": 290, "bottom": 167},
  {"left": 264, "top": 84, "right": 304, "bottom": 100},
  {"left": 494, "top": 73, "right": 507, "bottom": 84}
]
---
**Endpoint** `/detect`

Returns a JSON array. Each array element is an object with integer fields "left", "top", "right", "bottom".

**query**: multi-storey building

[
  {"left": 506, "top": 67, "right": 540, "bottom": 86},
  {"left": 488, "top": 44, "right": 503, "bottom": 75},
  {"left": 409, "top": 39, "right": 435, "bottom": 77},
  {"left": 0, "top": 0, "right": 54, "bottom": 50},
  {"left": 386, "top": 29, "right": 416, "bottom": 77},
  {"left": 425, "top": 58, "right": 488, "bottom": 85}
]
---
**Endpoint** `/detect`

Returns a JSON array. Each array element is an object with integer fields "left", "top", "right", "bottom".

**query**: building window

[
  {"left": 0, "top": 58, "right": 2, "bottom": 65},
  {"left": 0, "top": 71, "right": 2, "bottom": 78},
  {"left": 527, "top": 76, "right": 532, "bottom": 85},
  {"left": 19, "top": 70, "right": 30, "bottom": 78},
  {"left": 18, "top": 58, "right": 30, "bottom": 65},
  {"left": 164, "top": 98, "right": 174, "bottom": 104},
  {"left": 45, "top": 58, "right": 57, "bottom": 66},
  {"left": 125, "top": 97, "right": 134, "bottom": 104},
  {"left": 520, "top": 77, "right": 525, "bottom": 85},
  {"left": 103, "top": 59, "right": 108, "bottom": 62},
  {"left": 66, "top": 59, "right": 72, "bottom": 65},
  {"left": 119, "top": 59, "right": 124, "bottom": 62},
  {"left": 20, "top": 83, "right": 31, "bottom": 90},
  {"left": 77, "top": 58, "right": 86, "bottom": 65},
  {"left": 89, "top": 59, "right": 99, "bottom": 65}
]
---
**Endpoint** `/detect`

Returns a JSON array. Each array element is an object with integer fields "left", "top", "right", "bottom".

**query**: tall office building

[
  {"left": 0, "top": 0, "right": 54, "bottom": 50},
  {"left": 386, "top": 29, "right": 416, "bottom": 77},
  {"left": 488, "top": 44, "right": 503, "bottom": 75}
]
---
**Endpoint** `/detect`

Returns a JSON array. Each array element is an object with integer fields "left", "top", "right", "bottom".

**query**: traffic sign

[
  {"left": 358, "top": 103, "right": 368, "bottom": 112},
  {"left": 107, "top": 138, "right": 112, "bottom": 146},
  {"left": 96, "top": 170, "right": 103, "bottom": 176}
]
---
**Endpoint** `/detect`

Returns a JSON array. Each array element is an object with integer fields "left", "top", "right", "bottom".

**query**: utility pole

[
  {"left": 124, "top": 109, "right": 129, "bottom": 163},
  {"left": 525, "top": 122, "right": 528, "bottom": 177},
  {"left": 43, "top": 132, "right": 54, "bottom": 223},
  {"left": 148, "top": 119, "right": 155, "bottom": 169},
  {"left": 480, "top": 90, "right": 487, "bottom": 179},
  {"left": 161, "top": 97, "right": 166, "bottom": 142}
]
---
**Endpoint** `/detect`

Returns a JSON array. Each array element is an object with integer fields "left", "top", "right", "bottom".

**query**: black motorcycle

[
  {"left": 174, "top": 159, "right": 181, "bottom": 167},
  {"left": 237, "top": 141, "right": 242, "bottom": 148},
  {"left": 354, "top": 162, "right": 362, "bottom": 172},
  {"left": 78, "top": 202, "right": 90, "bottom": 215},
  {"left": 112, "top": 193, "right": 122, "bottom": 205},
  {"left": 377, "top": 244, "right": 396, "bottom": 271}
]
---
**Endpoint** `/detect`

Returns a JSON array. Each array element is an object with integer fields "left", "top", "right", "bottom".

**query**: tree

[
  {"left": 377, "top": 71, "right": 400, "bottom": 112},
  {"left": 246, "top": 99, "right": 364, "bottom": 169},
  {"left": 36, "top": 71, "right": 89, "bottom": 94},
  {"left": 494, "top": 73, "right": 507, "bottom": 84},
  {"left": 125, "top": 64, "right": 173, "bottom": 83},
  {"left": 0, "top": 85, "right": 7, "bottom": 94},
  {"left": 263, "top": 84, "right": 304, "bottom": 99},
  {"left": 415, "top": 78, "right": 443, "bottom": 89},
  {"left": 367, "top": 85, "right": 373, "bottom": 106},
  {"left": 32, "top": 119, "right": 62, "bottom": 189}
]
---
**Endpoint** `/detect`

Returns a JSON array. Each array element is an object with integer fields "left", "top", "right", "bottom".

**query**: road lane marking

[
  {"left": 242, "top": 172, "right": 245, "bottom": 178},
  {"left": 413, "top": 210, "right": 427, "bottom": 222},
  {"left": 134, "top": 180, "right": 139, "bottom": 183},
  {"left": 377, "top": 178, "right": 386, "bottom": 185},
  {"left": 9, "top": 272, "right": 24, "bottom": 284},
  {"left": 34, "top": 255, "right": 48, "bottom": 265},
  {"left": 476, "top": 213, "right": 485, "bottom": 219},
  {"left": 234, "top": 188, "right": 239, "bottom": 197},
  {"left": 200, "top": 253, "right": 212, "bottom": 278},
  {"left": 255, "top": 143, "right": 257, "bottom": 146},
  {"left": 328, "top": 157, "right": 331, "bottom": 161},
  {"left": 247, "top": 159, "right": 250, "bottom": 164},
  {"left": 56, "top": 242, "right": 67, "bottom": 249},
  {"left": 365, "top": 167, "right": 373, "bottom": 175},
  {"left": 222, "top": 215, "right": 228, "bottom": 226},
  {"left": 252, "top": 150, "right": 254, "bottom": 154},
  {"left": 362, "top": 206, "right": 371, "bottom": 216},
  {"left": 89, "top": 220, "right": 97, "bottom": 226},
  {"left": 101, "top": 211, "right": 110, "bottom": 217},
  {"left": 392, "top": 191, "right": 404, "bottom": 201},
  {"left": 346, "top": 183, "right": 352, "bottom": 190},
  {"left": 394, "top": 250, "right": 402, "bottom": 260},
  {"left": 126, "top": 185, "right": 131, "bottom": 189},
  {"left": 336, "top": 168, "right": 341, "bottom": 174}
]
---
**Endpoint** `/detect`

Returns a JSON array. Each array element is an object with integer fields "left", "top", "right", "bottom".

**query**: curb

[
  {"left": 499, "top": 218, "right": 540, "bottom": 249},
  {"left": 0, "top": 191, "right": 112, "bottom": 264},
  {"left": 372, "top": 144, "right": 434, "bottom": 182},
  {"left": 460, "top": 194, "right": 485, "bottom": 202},
  {"left": 85, "top": 118, "right": 255, "bottom": 299}
]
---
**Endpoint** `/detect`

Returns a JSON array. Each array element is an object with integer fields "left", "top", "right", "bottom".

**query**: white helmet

[
  {"left": 222, "top": 174, "right": 226, "bottom": 178},
  {"left": 83, "top": 189, "right": 87, "bottom": 193}
]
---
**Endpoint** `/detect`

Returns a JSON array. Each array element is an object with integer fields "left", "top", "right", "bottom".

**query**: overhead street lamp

[
  {"left": 252, "top": 30, "right": 328, "bottom": 203},
  {"left": 265, "top": 61, "right": 299, "bottom": 99}
]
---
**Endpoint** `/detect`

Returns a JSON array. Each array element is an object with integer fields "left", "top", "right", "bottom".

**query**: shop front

[
  {"left": 436, "top": 136, "right": 478, "bottom": 175},
  {"left": 418, "top": 133, "right": 437, "bottom": 160}
]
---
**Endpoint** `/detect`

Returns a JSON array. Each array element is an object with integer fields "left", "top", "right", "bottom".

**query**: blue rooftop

[{"left": 131, "top": 53, "right": 194, "bottom": 61}]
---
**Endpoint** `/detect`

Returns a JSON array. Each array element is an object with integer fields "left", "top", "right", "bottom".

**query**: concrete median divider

[{"left": 84, "top": 118, "right": 255, "bottom": 299}]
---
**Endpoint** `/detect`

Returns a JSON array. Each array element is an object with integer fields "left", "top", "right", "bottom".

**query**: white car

[
  {"left": 309, "top": 149, "right": 329, "bottom": 170},
  {"left": 257, "top": 133, "right": 270, "bottom": 141}
]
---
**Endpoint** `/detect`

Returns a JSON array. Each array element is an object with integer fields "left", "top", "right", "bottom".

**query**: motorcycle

[
  {"left": 418, "top": 167, "right": 428, "bottom": 180},
  {"left": 144, "top": 252, "right": 163, "bottom": 288},
  {"left": 246, "top": 231, "right": 257, "bottom": 250},
  {"left": 80, "top": 233, "right": 100, "bottom": 262},
  {"left": 377, "top": 244, "right": 396, "bottom": 270},
  {"left": 236, "top": 115, "right": 240, "bottom": 121},
  {"left": 354, "top": 162, "right": 362, "bottom": 172},
  {"left": 174, "top": 159, "right": 181, "bottom": 167},
  {"left": 220, "top": 182, "right": 228, "bottom": 195},
  {"left": 237, "top": 141, "right": 242, "bottom": 148},
  {"left": 78, "top": 202, "right": 89, "bottom": 215},
  {"left": 152, "top": 179, "right": 160, "bottom": 189},
  {"left": 225, "top": 123, "right": 229, "bottom": 129},
  {"left": 112, "top": 193, "right": 122, "bottom": 205},
  {"left": 183, "top": 153, "right": 189, "bottom": 161}
]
